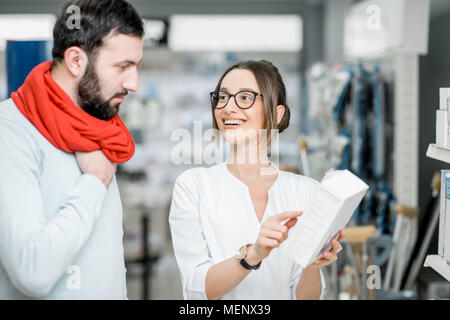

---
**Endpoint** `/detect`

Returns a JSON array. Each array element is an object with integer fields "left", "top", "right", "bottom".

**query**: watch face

[{"left": 236, "top": 245, "right": 248, "bottom": 260}]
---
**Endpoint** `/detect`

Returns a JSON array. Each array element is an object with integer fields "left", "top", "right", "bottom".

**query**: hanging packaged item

[
  {"left": 306, "top": 61, "right": 395, "bottom": 231},
  {"left": 441, "top": 171, "right": 450, "bottom": 262}
]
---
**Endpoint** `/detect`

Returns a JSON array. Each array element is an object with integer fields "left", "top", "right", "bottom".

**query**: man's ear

[
  {"left": 276, "top": 105, "right": 286, "bottom": 125},
  {"left": 63, "top": 46, "right": 88, "bottom": 78}
]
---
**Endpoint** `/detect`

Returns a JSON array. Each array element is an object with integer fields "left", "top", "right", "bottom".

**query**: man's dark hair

[{"left": 52, "top": 0, "right": 144, "bottom": 64}]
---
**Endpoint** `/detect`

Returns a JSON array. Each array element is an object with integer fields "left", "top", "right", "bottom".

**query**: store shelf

[
  {"left": 424, "top": 255, "right": 450, "bottom": 282},
  {"left": 426, "top": 144, "right": 450, "bottom": 164},
  {"left": 425, "top": 145, "right": 450, "bottom": 283}
]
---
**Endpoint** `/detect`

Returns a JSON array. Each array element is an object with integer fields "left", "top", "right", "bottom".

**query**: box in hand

[{"left": 280, "top": 170, "right": 369, "bottom": 268}]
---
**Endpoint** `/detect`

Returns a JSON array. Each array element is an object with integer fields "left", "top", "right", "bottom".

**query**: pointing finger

[{"left": 274, "top": 211, "right": 303, "bottom": 223}]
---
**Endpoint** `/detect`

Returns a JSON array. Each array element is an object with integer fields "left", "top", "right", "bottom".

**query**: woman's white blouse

[{"left": 169, "top": 162, "right": 326, "bottom": 300}]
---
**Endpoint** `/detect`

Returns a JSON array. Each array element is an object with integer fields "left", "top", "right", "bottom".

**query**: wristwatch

[{"left": 235, "top": 244, "right": 262, "bottom": 270}]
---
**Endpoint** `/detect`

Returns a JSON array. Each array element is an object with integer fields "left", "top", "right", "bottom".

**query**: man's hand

[
  {"left": 75, "top": 150, "right": 117, "bottom": 188},
  {"left": 246, "top": 211, "right": 303, "bottom": 265}
]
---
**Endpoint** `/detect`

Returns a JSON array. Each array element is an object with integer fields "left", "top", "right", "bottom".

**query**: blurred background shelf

[{"left": 424, "top": 145, "right": 450, "bottom": 284}]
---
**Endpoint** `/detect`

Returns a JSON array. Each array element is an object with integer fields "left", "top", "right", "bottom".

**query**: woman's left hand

[{"left": 311, "top": 230, "right": 345, "bottom": 267}]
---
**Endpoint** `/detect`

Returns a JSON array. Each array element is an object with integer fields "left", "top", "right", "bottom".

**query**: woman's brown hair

[{"left": 211, "top": 60, "right": 291, "bottom": 140}]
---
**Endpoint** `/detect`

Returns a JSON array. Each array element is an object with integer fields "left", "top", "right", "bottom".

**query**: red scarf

[{"left": 11, "top": 61, "right": 135, "bottom": 164}]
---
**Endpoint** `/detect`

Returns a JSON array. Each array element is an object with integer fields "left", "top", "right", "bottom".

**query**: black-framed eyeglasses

[{"left": 210, "top": 90, "right": 263, "bottom": 110}]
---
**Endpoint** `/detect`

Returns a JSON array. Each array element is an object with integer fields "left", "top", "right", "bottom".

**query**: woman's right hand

[{"left": 247, "top": 211, "right": 303, "bottom": 264}]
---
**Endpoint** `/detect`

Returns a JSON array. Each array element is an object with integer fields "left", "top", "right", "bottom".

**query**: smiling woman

[
  {"left": 211, "top": 60, "right": 290, "bottom": 142},
  {"left": 169, "top": 60, "right": 345, "bottom": 301}
]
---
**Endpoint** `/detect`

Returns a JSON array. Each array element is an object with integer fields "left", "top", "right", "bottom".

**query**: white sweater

[{"left": 0, "top": 98, "right": 127, "bottom": 299}]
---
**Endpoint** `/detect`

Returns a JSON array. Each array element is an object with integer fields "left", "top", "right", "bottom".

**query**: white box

[
  {"left": 281, "top": 170, "right": 369, "bottom": 268},
  {"left": 436, "top": 110, "right": 450, "bottom": 147},
  {"left": 440, "top": 88, "right": 450, "bottom": 110}
]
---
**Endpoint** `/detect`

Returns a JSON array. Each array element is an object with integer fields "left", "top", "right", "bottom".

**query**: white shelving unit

[
  {"left": 424, "top": 143, "right": 450, "bottom": 281},
  {"left": 426, "top": 144, "right": 450, "bottom": 164},
  {"left": 424, "top": 255, "right": 450, "bottom": 282}
]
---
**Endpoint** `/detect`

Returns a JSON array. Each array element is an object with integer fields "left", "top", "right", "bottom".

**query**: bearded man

[{"left": 0, "top": 0, "right": 144, "bottom": 299}]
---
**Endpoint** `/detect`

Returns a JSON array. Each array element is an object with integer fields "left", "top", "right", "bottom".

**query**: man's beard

[{"left": 78, "top": 61, "right": 127, "bottom": 120}]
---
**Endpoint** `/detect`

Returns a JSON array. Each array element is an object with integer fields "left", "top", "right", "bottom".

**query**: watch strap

[{"left": 240, "top": 257, "right": 262, "bottom": 270}]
